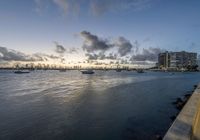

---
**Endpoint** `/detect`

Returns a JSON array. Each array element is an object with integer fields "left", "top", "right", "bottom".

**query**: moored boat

[
  {"left": 137, "top": 69, "right": 144, "bottom": 73},
  {"left": 59, "top": 69, "right": 67, "bottom": 72},
  {"left": 14, "top": 70, "right": 30, "bottom": 74},
  {"left": 81, "top": 70, "right": 94, "bottom": 74},
  {"left": 116, "top": 69, "right": 122, "bottom": 72}
]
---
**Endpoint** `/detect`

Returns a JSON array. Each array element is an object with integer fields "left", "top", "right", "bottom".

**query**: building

[
  {"left": 158, "top": 51, "right": 197, "bottom": 70},
  {"left": 198, "top": 59, "right": 200, "bottom": 71},
  {"left": 158, "top": 52, "right": 170, "bottom": 68}
]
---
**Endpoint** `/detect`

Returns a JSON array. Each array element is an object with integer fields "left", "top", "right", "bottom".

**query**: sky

[{"left": 0, "top": 0, "right": 200, "bottom": 67}]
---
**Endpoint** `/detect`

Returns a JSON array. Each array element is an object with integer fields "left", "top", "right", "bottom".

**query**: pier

[{"left": 163, "top": 84, "right": 200, "bottom": 140}]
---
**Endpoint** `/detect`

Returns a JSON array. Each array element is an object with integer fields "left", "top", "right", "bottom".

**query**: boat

[
  {"left": 81, "top": 70, "right": 94, "bottom": 74},
  {"left": 169, "top": 72, "right": 175, "bottom": 75},
  {"left": 14, "top": 70, "right": 30, "bottom": 74},
  {"left": 59, "top": 69, "right": 67, "bottom": 72},
  {"left": 137, "top": 69, "right": 144, "bottom": 73},
  {"left": 116, "top": 69, "right": 122, "bottom": 72}
]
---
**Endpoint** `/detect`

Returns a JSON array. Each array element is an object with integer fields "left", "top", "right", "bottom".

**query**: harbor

[
  {"left": 1, "top": 1, "right": 200, "bottom": 139},
  {"left": 0, "top": 70, "right": 200, "bottom": 140}
]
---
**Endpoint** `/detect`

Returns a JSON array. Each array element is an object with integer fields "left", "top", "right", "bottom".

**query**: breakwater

[{"left": 163, "top": 84, "right": 200, "bottom": 140}]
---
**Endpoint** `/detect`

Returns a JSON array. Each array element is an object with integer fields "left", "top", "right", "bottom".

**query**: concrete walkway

[
  {"left": 192, "top": 103, "right": 200, "bottom": 140},
  {"left": 163, "top": 84, "right": 200, "bottom": 140}
]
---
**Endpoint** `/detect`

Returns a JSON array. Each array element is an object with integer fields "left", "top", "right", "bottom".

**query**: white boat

[
  {"left": 14, "top": 70, "right": 30, "bottom": 74},
  {"left": 81, "top": 70, "right": 94, "bottom": 74}
]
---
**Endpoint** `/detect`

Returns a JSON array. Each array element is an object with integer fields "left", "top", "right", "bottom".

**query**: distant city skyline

[{"left": 0, "top": 0, "right": 200, "bottom": 67}]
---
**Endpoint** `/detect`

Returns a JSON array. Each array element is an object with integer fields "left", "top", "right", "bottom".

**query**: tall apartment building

[{"left": 158, "top": 51, "right": 197, "bottom": 69}]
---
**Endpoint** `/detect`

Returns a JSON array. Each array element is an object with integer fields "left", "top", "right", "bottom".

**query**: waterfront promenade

[{"left": 164, "top": 84, "right": 200, "bottom": 140}]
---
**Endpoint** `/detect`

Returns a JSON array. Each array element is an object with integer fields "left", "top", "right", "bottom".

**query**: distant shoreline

[{"left": 0, "top": 67, "right": 199, "bottom": 72}]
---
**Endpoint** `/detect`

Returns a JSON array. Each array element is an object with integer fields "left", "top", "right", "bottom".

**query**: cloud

[
  {"left": 54, "top": 42, "right": 66, "bottom": 54},
  {"left": 35, "top": 0, "right": 155, "bottom": 16},
  {"left": 90, "top": 0, "right": 153, "bottom": 16},
  {"left": 67, "top": 48, "right": 78, "bottom": 53},
  {"left": 53, "top": 0, "right": 81, "bottom": 15},
  {"left": 132, "top": 40, "right": 140, "bottom": 54},
  {"left": 80, "top": 30, "right": 135, "bottom": 58},
  {"left": 85, "top": 53, "right": 98, "bottom": 60},
  {"left": 80, "top": 30, "right": 142, "bottom": 61},
  {"left": 0, "top": 46, "right": 62, "bottom": 62},
  {"left": 33, "top": 53, "right": 60, "bottom": 60},
  {"left": 90, "top": 0, "right": 112, "bottom": 16},
  {"left": 80, "top": 31, "right": 114, "bottom": 53},
  {"left": 85, "top": 53, "right": 117, "bottom": 60},
  {"left": 107, "top": 53, "right": 117, "bottom": 60},
  {"left": 115, "top": 37, "right": 133, "bottom": 57},
  {"left": 130, "top": 47, "right": 165, "bottom": 62},
  {"left": 35, "top": 0, "right": 81, "bottom": 15},
  {"left": 53, "top": 0, "right": 68, "bottom": 13},
  {"left": 80, "top": 30, "right": 166, "bottom": 67},
  {"left": 0, "top": 46, "right": 44, "bottom": 62},
  {"left": 79, "top": 30, "right": 167, "bottom": 67}
]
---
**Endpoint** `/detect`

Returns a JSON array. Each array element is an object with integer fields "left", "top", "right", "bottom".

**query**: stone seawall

[{"left": 163, "top": 84, "right": 200, "bottom": 140}]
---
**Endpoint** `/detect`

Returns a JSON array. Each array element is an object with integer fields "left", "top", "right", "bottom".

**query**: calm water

[{"left": 0, "top": 70, "right": 200, "bottom": 140}]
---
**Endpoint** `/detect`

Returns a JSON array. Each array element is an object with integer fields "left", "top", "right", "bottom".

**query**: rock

[
  {"left": 184, "top": 93, "right": 191, "bottom": 98},
  {"left": 170, "top": 115, "right": 176, "bottom": 121},
  {"left": 172, "top": 98, "right": 182, "bottom": 104},
  {"left": 155, "top": 134, "right": 162, "bottom": 140}
]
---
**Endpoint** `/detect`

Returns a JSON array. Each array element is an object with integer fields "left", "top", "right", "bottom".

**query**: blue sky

[{"left": 0, "top": 0, "right": 200, "bottom": 65}]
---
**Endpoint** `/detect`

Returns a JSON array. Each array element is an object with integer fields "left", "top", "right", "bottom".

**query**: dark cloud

[
  {"left": 98, "top": 52, "right": 117, "bottom": 60},
  {"left": 130, "top": 47, "right": 165, "bottom": 62},
  {"left": 107, "top": 53, "right": 117, "bottom": 60},
  {"left": 80, "top": 31, "right": 165, "bottom": 65},
  {"left": 115, "top": 37, "right": 133, "bottom": 57},
  {"left": 85, "top": 53, "right": 98, "bottom": 60},
  {"left": 0, "top": 46, "right": 43, "bottom": 62},
  {"left": 80, "top": 30, "right": 134, "bottom": 60},
  {"left": 0, "top": 46, "right": 61, "bottom": 62},
  {"left": 54, "top": 42, "right": 66, "bottom": 54},
  {"left": 85, "top": 53, "right": 117, "bottom": 60},
  {"left": 80, "top": 31, "right": 114, "bottom": 53}
]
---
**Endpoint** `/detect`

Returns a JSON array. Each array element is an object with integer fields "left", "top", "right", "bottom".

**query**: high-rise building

[
  {"left": 158, "top": 52, "right": 170, "bottom": 68},
  {"left": 158, "top": 51, "right": 197, "bottom": 69}
]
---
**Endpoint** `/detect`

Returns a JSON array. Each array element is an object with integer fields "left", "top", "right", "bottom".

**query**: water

[{"left": 0, "top": 70, "right": 200, "bottom": 140}]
